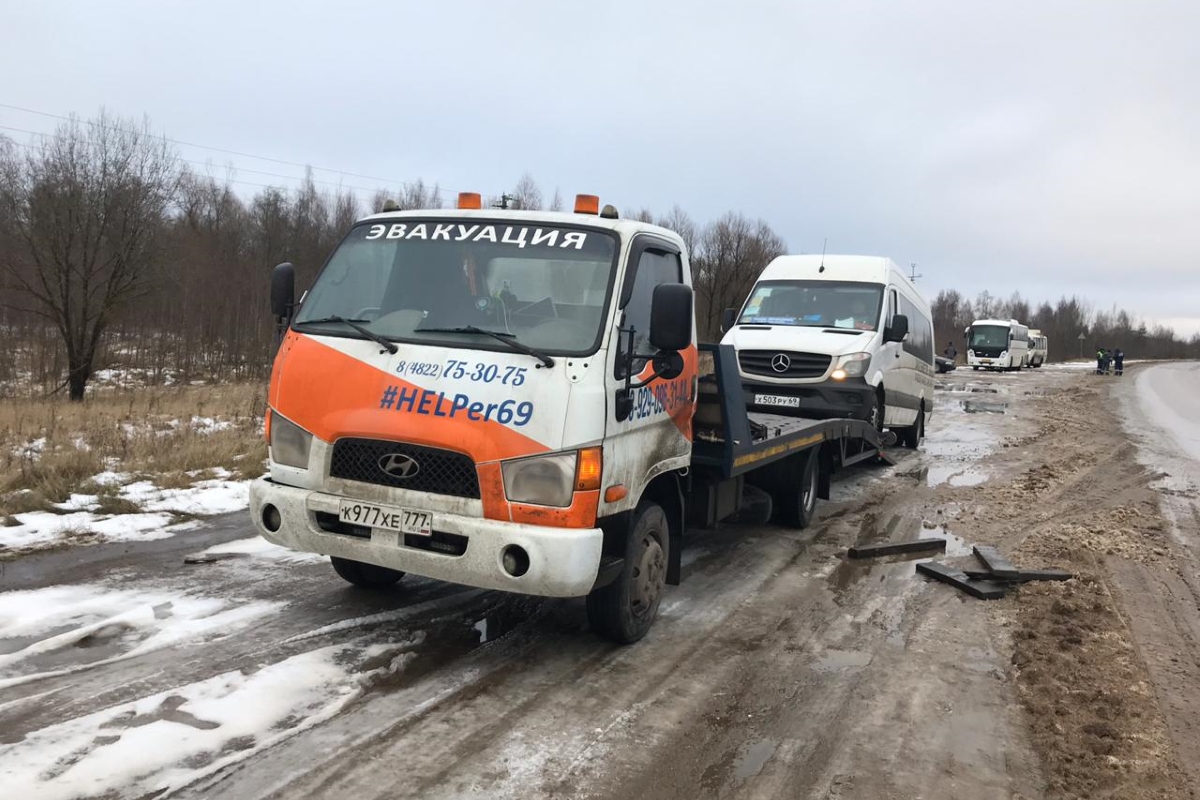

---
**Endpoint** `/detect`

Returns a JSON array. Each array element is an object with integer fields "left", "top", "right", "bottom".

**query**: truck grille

[
  {"left": 738, "top": 350, "right": 832, "bottom": 379},
  {"left": 328, "top": 438, "right": 480, "bottom": 499}
]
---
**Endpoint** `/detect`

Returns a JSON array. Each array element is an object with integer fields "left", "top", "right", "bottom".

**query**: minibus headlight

[
  {"left": 503, "top": 452, "right": 577, "bottom": 507},
  {"left": 831, "top": 352, "right": 871, "bottom": 381},
  {"left": 270, "top": 413, "right": 312, "bottom": 469}
]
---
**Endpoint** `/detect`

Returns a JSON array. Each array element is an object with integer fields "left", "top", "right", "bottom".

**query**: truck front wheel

[
  {"left": 331, "top": 556, "right": 404, "bottom": 589},
  {"left": 587, "top": 503, "right": 668, "bottom": 644}
]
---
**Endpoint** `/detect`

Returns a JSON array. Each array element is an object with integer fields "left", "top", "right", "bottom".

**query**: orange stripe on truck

[{"left": 269, "top": 331, "right": 550, "bottom": 464}]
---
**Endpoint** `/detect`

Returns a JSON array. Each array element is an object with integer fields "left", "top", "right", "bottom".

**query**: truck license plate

[
  {"left": 755, "top": 394, "right": 800, "bottom": 408},
  {"left": 338, "top": 500, "right": 433, "bottom": 535}
]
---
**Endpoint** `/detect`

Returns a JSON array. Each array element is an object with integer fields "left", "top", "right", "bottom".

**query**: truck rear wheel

[
  {"left": 331, "top": 556, "right": 404, "bottom": 589},
  {"left": 587, "top": 503, "right": 667, "bottom": 644},
  {"left": 779, "top": 451, "right": 819, "bottom": 529}
]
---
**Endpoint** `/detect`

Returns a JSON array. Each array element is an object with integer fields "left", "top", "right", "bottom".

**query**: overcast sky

[{"left": 3, "top": 0, "right": 1198, "bottom": 338}]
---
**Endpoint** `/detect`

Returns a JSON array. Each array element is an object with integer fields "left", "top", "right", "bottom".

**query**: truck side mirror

[
  {"left": 885, "top": 313, "right": 909, "bottom": 343},
  {"left": 271, "top": 262, "right": 296, "bottom": 319},
  {"left": 649, "top": 283, "right": 693, "bottom": 352},
  {"left": 722, "top": 307, "right": 737, "bottom": 333}
]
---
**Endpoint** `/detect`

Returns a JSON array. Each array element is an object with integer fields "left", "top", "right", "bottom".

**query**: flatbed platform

[{"left": 692, "top": 343, "right": 883, "bottom": 478}]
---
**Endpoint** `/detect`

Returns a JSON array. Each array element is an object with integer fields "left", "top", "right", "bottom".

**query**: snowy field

[{"left": 2, "top": 470, "right": 251, "bottom": 554}]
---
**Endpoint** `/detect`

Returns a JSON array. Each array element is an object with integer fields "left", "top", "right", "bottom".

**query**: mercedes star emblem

[
  {"left": 771, "top": 353, "right": 791, "bottom": 373},
  {"left": 378, "top": 453, "right": 420, "bottom": 479}
]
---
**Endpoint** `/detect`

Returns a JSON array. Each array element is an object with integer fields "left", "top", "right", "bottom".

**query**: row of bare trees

[
  {"left": 1, "top": 110, "right": 1196, "bottom": 399},
  {"left": 932, "top": 289, "right": 1200, "bottom": 362},
  {"left": 0, "top": 112, "right": 787, "bottom": 397}
]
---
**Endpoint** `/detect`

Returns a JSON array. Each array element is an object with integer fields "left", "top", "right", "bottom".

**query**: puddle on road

[
  {"left": 936, "top": 384, "right": 1000, "bottom": 394},
  {"left": 926, "top": 465, "right": 990, "bottom": 488},
  {"left": 733, "top": 739, "right": 777, "bottom": 780},
  {"left": 960, "top": 399, "right": 1008, "bottom": 414},
  {"left": 701, "top": 738, "right": 780, "bottom": 791},
  {"left": 810, "top": 648, "right": 872, "bottom": 673},
  {"left": 916, "top": 524, "right": 972, "bottom": 557}
]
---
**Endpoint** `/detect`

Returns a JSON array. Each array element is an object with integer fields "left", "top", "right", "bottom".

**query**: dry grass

[{"left": 0, "top": 382, "right": 267, "bottom": 515}]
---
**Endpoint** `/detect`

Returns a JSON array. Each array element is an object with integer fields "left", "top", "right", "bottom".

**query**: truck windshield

[
  {"left": 293, "top": 219, "right": 618, "bottom": 355},
  {"left": 737, "top": 280, "right": 883, "bottom": 330},
  {"left": 969, "top": 326, "right": 1010, "bottom": 348}
]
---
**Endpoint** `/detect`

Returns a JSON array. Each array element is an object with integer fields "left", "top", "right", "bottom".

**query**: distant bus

[
  {"left": 1027, "top": 329, "right": 1048, "bottom": 367},
  {"left": 965, "top": 319, "right": 1030, "bottom": 370}
]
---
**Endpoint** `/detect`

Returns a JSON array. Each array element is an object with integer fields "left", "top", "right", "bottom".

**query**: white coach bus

[
  {"left": 965, "top": 319, "right": 1030, "bottom": 371},
  {"left": 1027, "top": 329, "right": 1048, "bottom": 367}
]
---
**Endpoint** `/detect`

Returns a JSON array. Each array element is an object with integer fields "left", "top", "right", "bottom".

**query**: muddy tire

[
  {"left": 867, "top": 388, "right": 885, "bottom": 432},
  {"left": 587, "top": 503, "right": 668, "bottom": 644},
  {"left": 779, "top": 451, "right": 819, "bottom": 529},
  {"left": 331, "top": 556, "right": 404, "bottom": 589},
  {"left": 898, "top": 405, "right": 925, "bottom": 449}
]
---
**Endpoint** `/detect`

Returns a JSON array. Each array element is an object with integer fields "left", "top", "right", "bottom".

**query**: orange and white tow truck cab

[{"left": 251, "top": 193, "right": 698, "bottom": 642}]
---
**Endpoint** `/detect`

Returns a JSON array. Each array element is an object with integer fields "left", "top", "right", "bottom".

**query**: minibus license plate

[
  {"left": 338, "top": 501, "right": 432, "bottom": 535},
  {"left": 755, "top": 394, "right": 800, "bottom": 408}
]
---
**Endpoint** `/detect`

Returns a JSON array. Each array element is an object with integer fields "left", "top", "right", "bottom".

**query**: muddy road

[{"left": 2, "top": 363, "right": 1198, "bottom": 800}]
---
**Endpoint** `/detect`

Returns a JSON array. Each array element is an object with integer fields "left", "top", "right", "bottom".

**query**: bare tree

[
  {"left": 656, "top": 205, "right": 698, "bottom": 257},
  {"left": 548, "top": 188, "right": 564, "bottom": 212},
  {"left": 511, "top": 172, "right": 543, "bottom": 211},
  {"left": 0, "top": 112, "right": 178, "bottom": 400},
  {"left": 974, "top": 290, "right": 996, "bottom": 320},
  {"left": 691, "top": 213, "right": 786, "bottom": 341}
]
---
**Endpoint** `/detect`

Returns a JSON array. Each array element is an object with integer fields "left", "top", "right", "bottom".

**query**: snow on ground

[
  {"left": 0, "top": 642, "right": 415, "bottom": 800},
  {"left": 1131, "top": 362, "right": 1200, "bottom": 462},
  {"left": 1, "top": 476, "right": 251, "bottom": 555},
  {"left": 0, "top": 584, "right": 282, "bottom": 688},
  {"left": 196, "top": 535, "right": 325, "bottom": 565}
]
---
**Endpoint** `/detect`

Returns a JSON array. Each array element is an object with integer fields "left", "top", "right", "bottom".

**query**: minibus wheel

[
  {"left": 899, "top": 404, "right": 925, "bottom": 449},
  {"left": 331, "top": 556, "right": 404, "bottom": 589},
  {"left": 868, "top": 388, "right": 885, "bottom": 432},
  {"left": 779, "top": 451, "right": 819, "bottom": 529}
]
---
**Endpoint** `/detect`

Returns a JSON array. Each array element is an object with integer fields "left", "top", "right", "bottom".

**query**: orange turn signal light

[
  {"left": 574, "top": 194, "right": 600, "bottom": 215},
  {"left": 457, "top": 192, "right": 482, "bottom": 210},
  {"left": 263, "top": 407, "right": 273, "bottom": 444},
  {"left": 576, "top": 447, "right": 603, "bottom": 491},
  {"left": 604, "top": 484, "right": 627, "bottom": 503}
]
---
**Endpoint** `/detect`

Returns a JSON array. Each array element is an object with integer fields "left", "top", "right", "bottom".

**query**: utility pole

[
  {"left": 909, "top": 262, "right": 922, "bottom": 282},
  {"left": 494, "top": 193, "right": 515, "bottom": 210}
]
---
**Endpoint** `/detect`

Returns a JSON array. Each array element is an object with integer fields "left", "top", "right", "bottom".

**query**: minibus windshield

[{"left": 737, "top": 281, "right": 883, "bottom": 330}]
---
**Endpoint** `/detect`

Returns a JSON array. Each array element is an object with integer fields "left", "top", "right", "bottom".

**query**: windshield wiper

[
  {"left": 295, "top": 315, "right": 398, "bottom": 354},
  {"left": 416, "top": 325, "right": 555, "bottom": 368}
]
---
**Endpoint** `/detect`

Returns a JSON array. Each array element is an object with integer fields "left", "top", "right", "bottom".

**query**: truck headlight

[
  {"left": 503, "top": 452, "right": 577, "bottom": 507},
  {"left": 830, "top": 352, "right": 871, "bottom": 381},
  {"left": 270, "top": 413, "right": 312, "bottom": 469}
]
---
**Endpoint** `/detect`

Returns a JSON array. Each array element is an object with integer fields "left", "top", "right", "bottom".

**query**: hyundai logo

[
  {"left": 771, "top": 353, "right": 791, "bottom": 373},
  {"left": 378, "top": 453, "right": 420, "bottom": 479}
]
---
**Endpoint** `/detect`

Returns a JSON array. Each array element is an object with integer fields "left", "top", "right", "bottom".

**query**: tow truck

[{"left": 250, "top": 193, "right": 890, "bottom": 643}]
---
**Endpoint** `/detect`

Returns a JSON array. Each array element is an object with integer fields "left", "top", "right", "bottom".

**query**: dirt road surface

[{"left": 2, "top": 362, "right": 1198, "bottom": 800}]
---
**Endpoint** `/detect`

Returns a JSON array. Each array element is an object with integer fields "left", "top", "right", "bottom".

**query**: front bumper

[
  {"left": 249, "top": 478, "right": 603, "bottom": 598},
  {"left": 741, "top": 378, "right": 874, "bottom": 420}
]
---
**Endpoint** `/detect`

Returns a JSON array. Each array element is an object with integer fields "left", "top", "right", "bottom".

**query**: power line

[
  {"left": 5, "top": 139, "right": 395, "bottom": 209},
  {"left": 0, "top": 101, "right": 458, "bottom": 195},
  {"left": 2, "top": 129, "right": 421, "bottom": 201}
]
